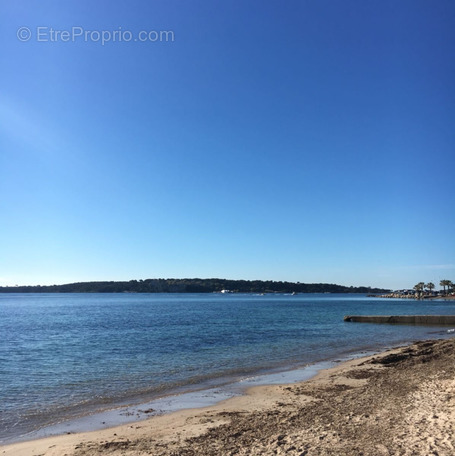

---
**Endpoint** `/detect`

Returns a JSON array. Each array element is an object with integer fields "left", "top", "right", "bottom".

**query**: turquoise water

[{"left": 1, "top": 293, "right": 454, "bottom": 442}]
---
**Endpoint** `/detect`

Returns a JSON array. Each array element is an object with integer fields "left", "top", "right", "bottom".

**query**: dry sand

[{"left": 2, "top": 338, "right": 454, "bottom": 456}]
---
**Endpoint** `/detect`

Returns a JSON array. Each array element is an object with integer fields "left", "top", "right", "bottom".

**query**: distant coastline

[{"left": 0, "top": 278, "right": 388, "bottom": 294}]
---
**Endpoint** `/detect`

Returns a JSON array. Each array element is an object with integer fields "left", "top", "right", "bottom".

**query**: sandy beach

[{"left": 2, "top": 337, "right": 454, "bottom": 456}]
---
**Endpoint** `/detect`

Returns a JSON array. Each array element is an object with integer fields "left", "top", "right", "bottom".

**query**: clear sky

[{"left": 1, "top": 0, "right": 454, "bottom": 290}]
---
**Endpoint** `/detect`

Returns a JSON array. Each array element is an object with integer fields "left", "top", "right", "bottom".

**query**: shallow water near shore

[
  {"left": 23, "top": 358, "right": 337, "bottom": 442},
  {"left": 1, "top": 292, "right": 455, "bottom": 443}
]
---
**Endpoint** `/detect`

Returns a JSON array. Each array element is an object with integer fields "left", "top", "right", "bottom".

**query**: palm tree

[
  {"left": 440, "top": 279, "right": 451, "bottom": 295},
  {"left": 425, "top": 282, "right": 435, "bottom": 294},
  {"left": 414, "top": 282, "right": 425, "bottom": 298},
  {"left": 448, "top": 280, "right": 454, "bottom": 295}
]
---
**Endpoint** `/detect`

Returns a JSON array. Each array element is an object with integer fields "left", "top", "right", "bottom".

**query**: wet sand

[{"left": 2, "top": 338, "right": 454, "bottom": 456}]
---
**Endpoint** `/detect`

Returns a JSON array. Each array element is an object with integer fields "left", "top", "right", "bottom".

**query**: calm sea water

[{"left": 1, "top": 293, "right": 454, "bottom": 442}]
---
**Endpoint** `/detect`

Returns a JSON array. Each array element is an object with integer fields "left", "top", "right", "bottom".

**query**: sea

[{"left": 1, "top": 292, "right": 455, "bottom": 443}]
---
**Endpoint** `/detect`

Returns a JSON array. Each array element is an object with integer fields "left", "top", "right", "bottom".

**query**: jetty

[{"left": 344, "top": 315, "right": 455, "bottom": 326}]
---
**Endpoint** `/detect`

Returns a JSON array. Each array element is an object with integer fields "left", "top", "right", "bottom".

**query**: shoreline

[
  {"left": 3, "top": 292, "right": 454, "bottom": 449},
  {"left": 2, "top": 336, "right": 454, "bottom": 455},
  {"left": 1, "top": 334, "right": 403, "bottom": 446},
  {"left": 0, "top": 354, "right": 362, "bottom": 445}
]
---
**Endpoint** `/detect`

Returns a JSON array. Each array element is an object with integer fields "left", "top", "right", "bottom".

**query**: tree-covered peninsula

[{"left": 0, "top": 278, "right": 388, "bottom": 294}]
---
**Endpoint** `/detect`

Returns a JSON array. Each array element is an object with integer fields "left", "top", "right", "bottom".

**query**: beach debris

[
  {"left": 138, "top": 408, "right": 155, "bottom": 414},
  {"left": 100, "top": 439, "right": 132, "bottom": 450}
]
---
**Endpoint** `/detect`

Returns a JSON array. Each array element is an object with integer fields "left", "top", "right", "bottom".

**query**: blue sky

[{"left": 1, "top": 0, "right": 454, "bottom": 289}]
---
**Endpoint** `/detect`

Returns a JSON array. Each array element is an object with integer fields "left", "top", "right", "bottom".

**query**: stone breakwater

[
  {"left": 344, "top": 315, "right": 455, "bottom": 326},
  {"left": 377, "top": 293, "right": 419, "bottom": 299},
  {"left": 375, "top": 293, "right": 455, "bottom": 300}
]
